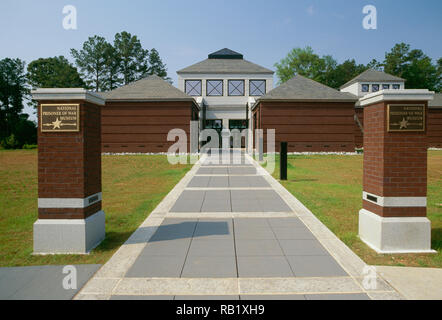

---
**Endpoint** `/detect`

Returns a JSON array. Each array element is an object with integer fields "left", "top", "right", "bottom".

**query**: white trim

[
  {"left": 363, "top": 191, "right": 426, "bottom": 207},
  {"left": 358, "top": 209, "right": 434, "bottom": 254},
  {"left": 33, "top": 210, "right": 105, "bottom": 254},
  {"left": 31, "top": 88, "right": 105, "bottom": 106},
  {"left": 358, "top": 89, "right": 434, "bottom": 106},
  {"left": 38, "top": 192, "right": 102, "bottom": 209}
]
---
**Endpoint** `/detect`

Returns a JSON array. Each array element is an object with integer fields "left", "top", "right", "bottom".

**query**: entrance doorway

[
  {"left": 229, "top": 119, "right": 248, "bottom": 148},
  {"left": 204, "top": 119, "right": 222, "bottom": 148}
]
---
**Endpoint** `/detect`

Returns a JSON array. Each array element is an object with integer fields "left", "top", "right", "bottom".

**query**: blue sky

[{"left": 1, "top": 0, "right": 441, "bottom": 118}]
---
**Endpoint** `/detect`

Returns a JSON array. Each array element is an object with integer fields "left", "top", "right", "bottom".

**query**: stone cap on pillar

[
  {"left": 359, "top": 89, "right": 434, "bottom": 107},
  {"left": 31, "top": 88, "right": 106, "bottom": 106}
]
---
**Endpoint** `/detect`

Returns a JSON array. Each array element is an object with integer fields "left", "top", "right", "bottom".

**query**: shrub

[
  {"left": 1, "top": 134, "right": 21, "bottom": 149},
  {"left": 22, "top": 144, "right": 38, "bottom": 150}
]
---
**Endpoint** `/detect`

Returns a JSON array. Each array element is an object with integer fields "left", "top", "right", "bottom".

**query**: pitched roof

[
  {"left": 340, "top": 69, "right": 405, "bottom": 89},
  {"left": 257, "top": 75, "right": 358, "bottom": 103},
  {"left": 208, "top": 48, "right": 243, "bottom": 59},
  {"left": 177, "top": 48, "right": 273, "bottom": 74},
  {"left": 99, "top": 75, "right": 195, "bottom": 102},
  {"left": 429, "top": 93, "right": 442, "bottom": 108}
]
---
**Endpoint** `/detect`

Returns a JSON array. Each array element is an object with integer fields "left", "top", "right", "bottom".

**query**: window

[
  {"left": 382, "top": 84, "right": 390, "bottom": 90},
  {"left": 185, "top": 80, "right": 202, "bottom": 96},
  {"left": 372, "top": 84, "right": 380, "bottom": 92},
  {"left": 228, "top": 80, "right": 245, "bottom": 96},
  {"left": 392, "top": 84, "right": 400, "bottom": 90},
  {"left": 229, "top": 119, "right": 247, "bottom": 130},
  {"left": 205, "top": 119, "right": 222, "bottom": 129},
  {"left": 206, "top": 80, "right": 223, "bottom": 96},
  {"left": 249, "top": 80, "right": 266, "bottom": 96},
  {"left": 361, "top": 84, "right": 369, "bottom": 92}
]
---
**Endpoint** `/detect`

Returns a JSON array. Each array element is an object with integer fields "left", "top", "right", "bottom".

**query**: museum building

[{"left": 98, "top": 48, "right": 442, "bottom": 153}]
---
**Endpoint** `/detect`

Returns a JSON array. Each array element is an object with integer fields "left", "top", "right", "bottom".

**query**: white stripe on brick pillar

[
  {"left": 363, "top": 192, "right": 426, "bottom": 207},
  {"left": 38, "top": 192, "right": 102, "bottom": 209}
]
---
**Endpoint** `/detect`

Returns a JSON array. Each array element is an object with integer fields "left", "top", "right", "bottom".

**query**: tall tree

[
  {"left": 113, "top": 31, "right": 149, "bottom": 85},
  {"left": 0, "top": 58, "right": 29, "bottom": 141},
  {"left": 27, "top": 56, "right": 85, "bottom": 89},
  {"left": 384, "top": 43, "right": 440, "bottom": 91},
  {"left": 274, "top": 47, "right": 332, "bottom": 84},
  {"left": 148, "top": 48, "right": 171, "bottom": 82},
  {"left": 437, "top": 58, "right": 442, "bottom": 92},
  {"left": 383, "top": 43, "right": 410, "bottom": 76},
  {"left": 103, "top": 43, "right": 122, "bottom": 91},
  {"left": 326, "top": 59, "right": 368, "bottom": 89},
  {"left": 366, "top": 59, "right": 383, "bottom": 71},
  {"left": 71, "top": 35, "right": 109, "bottom": 91}
]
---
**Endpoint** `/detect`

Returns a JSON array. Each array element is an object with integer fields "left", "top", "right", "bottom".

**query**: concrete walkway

[
  {"left": 376, "top": 266, "right": 442, "bottom": 300},
  {"left": 75, "top": 150, "right": 403, "bottom": 300}
]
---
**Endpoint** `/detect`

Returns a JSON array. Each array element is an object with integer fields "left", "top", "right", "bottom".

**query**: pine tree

[
  {"left": 148, "top": 48, "right": 171, "bottom": 83},
  {"left": 71, "top": 35, "right": 109, "bottom": 91},
  {"left": 103, "top": 44, "right": 122, "bottom": 91},
  {"left": 0, "top": 58, "right": 31, "bottom": 143},
  {"left": 113, "top": 31, "right": 149, "bottom": 85}
]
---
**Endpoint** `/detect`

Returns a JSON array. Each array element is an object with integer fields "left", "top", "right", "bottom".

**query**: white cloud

[{"left": 307, "top": 5, "right": 314, "bottom": 16}]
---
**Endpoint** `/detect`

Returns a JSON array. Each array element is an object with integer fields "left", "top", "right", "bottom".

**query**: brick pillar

[
  {"left": 32, "top": 89, "right": 106, "bottom": 254},
  {"left": 358, "top": 89, "right": 435, "bottom": 253}
]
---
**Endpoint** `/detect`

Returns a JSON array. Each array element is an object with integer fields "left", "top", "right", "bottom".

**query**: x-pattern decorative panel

[
  {"left": 228, "top": 80, "right": 244, "bottom": 96},
  {"left": 185, "top": 80, "right": 202, "bottom": 96},
  {"left": 250, "top": 80, "right": 266, "bottom": 96},
  {"left": 207, "top": 80, "right": 223, "bottom": 96}
]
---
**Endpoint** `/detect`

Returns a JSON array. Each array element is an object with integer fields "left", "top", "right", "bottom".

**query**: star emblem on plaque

[
  {"left": 40, "top": 104, "right": 80, "bottom": 132},
  {"left": 399, "top": 117, "right": 408, "bottom": 129}
]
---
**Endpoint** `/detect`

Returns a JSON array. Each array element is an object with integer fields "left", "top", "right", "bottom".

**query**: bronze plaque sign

[
  {"left": 40, "top": 104, "right": 80, "bottom": 132},
  {"left": 387, "top": 104, "right": 425, "bottom": 132}
]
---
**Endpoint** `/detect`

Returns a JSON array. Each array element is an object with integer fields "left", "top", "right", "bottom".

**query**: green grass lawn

[
  {"left": 262, "top": 151, "right": 442, "bottom": 268},
  {"left": 0, "top": 150, "right": 191, "bottom": 267}
]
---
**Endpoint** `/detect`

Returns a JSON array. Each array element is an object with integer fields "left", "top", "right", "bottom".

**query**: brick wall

[
  {"left": 255, "top": 101, "right": 356, "bottom": 152},
  {"left": 38, "top": 100, "right": 102, "bottom": 219},
  {"left": 101, "top": 101, "right": 194, "bottom": 153},
  {"left": 428, "top": 108, "right": 442, "bottom": 148},
  {"left": 362, "top": 100, "right": 428, "bottom": 217},
  {"left": 354, "top": 108, "right": 364, "bottom": 148}
]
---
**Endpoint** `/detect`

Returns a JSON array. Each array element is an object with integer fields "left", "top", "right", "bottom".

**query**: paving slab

[
  {"left": 234, "top": 226, "right": 276, "bottom": 240},
  {"left": 234, "top": 218, "right": 270, "bottom": 228},
  {"left": 267, "top": 218, "right": 306, "bottom": 228},
  {"left": 228, "top": 167, "right": 257, "bottom": 175},
  {"left": 149, "top": 222, "right": 196, "bottom": 241},
  {"left": 0, "top": 264, "right": 101, "bottom": 300},
  {"left": 140, "top": 238, "right": 192, "bottom": 256},
  {"left": 193, "top": 219, "right": 233, "bottom": 240},
  {"left": 208, "top": 176, "right": 229, "bottom": 187},
  {"left": 375, "top": 266, "right": 442, "bottom": 300},
  {"left": 187, "top": 176, "right": 210, "bottom": 188},
  {"left": 237, "top": 256, "right": 294, "bottom": 278},
  {"left": 187, "top": 239, "right": 235, "bottom": 257},
  {"left": 286, "top": 255, "right": 348, "bottom": 277},
  {"left": 170, "top": 191, "right": 205, "bottom": 212},
  {"left": 271, "top": 226, "right": 316, "bottom": 240},
  {"left": 181, "top": 256, "right": 237, "bottom": 278},
  {"left": 126, "top": 255, "right": 186, "bottom": 278},
  {"left": 279, "top": 239, "right": 329, "bottom": 256},
  {"left": 235, "top": 239, "right": 284, "bottom": 256}
]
